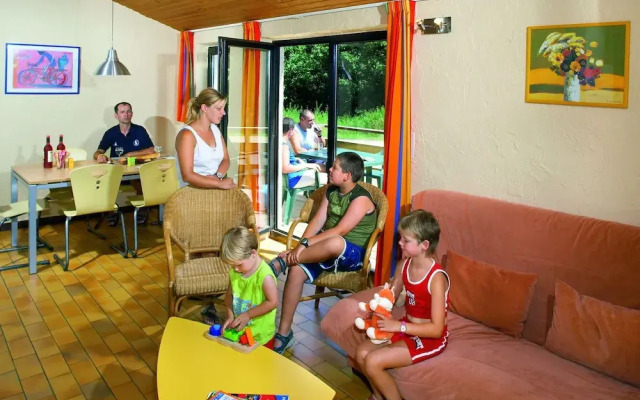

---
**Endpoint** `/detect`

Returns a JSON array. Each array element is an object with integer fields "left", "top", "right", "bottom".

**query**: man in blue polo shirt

[
  {"left": 93, "top": 102, "right": 154, "bottom": 163},
  {"left": 94, "top": 102, "right": 154, "bottom": 225}
]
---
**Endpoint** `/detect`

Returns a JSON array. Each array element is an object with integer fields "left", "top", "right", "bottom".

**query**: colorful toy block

[{"left": 244, "top": 327, "right": 255, "bottom": 346}]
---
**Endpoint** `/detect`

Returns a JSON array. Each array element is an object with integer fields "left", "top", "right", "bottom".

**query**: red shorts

[{"left": 390, "top": 319, "right": 448, "bottom": 364}]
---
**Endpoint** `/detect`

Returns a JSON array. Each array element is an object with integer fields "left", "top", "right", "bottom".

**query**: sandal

[
  {"left": 273, "top": 331, "right": 295, "bottom": 354},
  {"left": 269, "top": 256, "right": 288, "bottom": 277}
]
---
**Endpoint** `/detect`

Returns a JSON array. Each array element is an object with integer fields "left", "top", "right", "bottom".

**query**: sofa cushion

[
  {"left": 412, "top": 189, "right": 640, "bottom": 345},
  {"left": 545, "top": 280, "right": 640, "bottom": 388},
  {"left": 446, "top": 250, "right": 537, "bottom": 337}
]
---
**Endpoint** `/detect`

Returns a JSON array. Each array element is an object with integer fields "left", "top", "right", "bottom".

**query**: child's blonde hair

[
  {"left": 398, "top": 210, "right": 440, "bottom": 253},
  {"left": 220, "top": 226, "right": 258, "bottom": 264}
]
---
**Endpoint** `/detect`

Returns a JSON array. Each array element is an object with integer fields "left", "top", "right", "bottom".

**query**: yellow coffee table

[{"left": 157, "top": 317, "right": 336, "bottom": 400}]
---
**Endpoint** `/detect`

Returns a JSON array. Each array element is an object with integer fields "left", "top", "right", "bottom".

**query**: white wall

[
  {"left": 0, "top": 0, "right": 179, "bottom": 203},
  {"left": 196, "top": 0, "right": 639, "bottom": 226},
  {"left": 413, "top": 0, "right": 640, "bottom": 225}
]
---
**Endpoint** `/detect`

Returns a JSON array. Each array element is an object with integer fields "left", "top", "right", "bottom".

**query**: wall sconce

[{"left": 417, "top": 17, "right": 451, "bottom": 34}]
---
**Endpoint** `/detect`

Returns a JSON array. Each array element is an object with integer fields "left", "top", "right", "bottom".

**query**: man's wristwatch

[
  {"left": 300, "top": 238, "right": 309, "bottom": 248},
  {"left": 400, "top": 321, "right": 407, "bottom": 333},
  {"left": 215, "top": 172, "right": 224, "bottom": 180}
]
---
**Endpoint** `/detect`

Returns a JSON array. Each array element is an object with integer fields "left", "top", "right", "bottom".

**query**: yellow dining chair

[
  {"left": 286, "top": 182, "right": 388, "bottom": 308},
  {"left": 53, "top": 164, "right": 128, "bottom": 271},
  {"left": 46, "top": 146, "right": 89, "bottom": 202},
  {"left": 163, "top": 186, "right": 258, "bottom": 317},
  {"left": 126, "top": 159, "right": 179, "bottom": 257},
  {"left": 0, "top": 199, "right": 53, "bottom": 271}
]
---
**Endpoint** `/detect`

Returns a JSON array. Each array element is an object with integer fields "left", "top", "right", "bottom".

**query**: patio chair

[
  {"left": 53, "top": 164, "right": 128, "bottom": 270},
  {"left": 0, "top": 199, "right": 53, "bottom": 272},
  {"left": 282, "top": 169, "right": 320, "bottom": 224},
  {"left": 164, "top": 186, "right": 258, "bottom": 317},
  {"left": 126, "top": 159, "right": 179, "bottom": 257},
  {"left": 286, "top": 182, "right": 388, "bottom": 308},
  {"left": 363, "top": 151, "right": 384, "bottom": 189}
]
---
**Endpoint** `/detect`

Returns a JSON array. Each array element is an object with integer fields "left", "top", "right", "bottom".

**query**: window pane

[
  {"left": 278, "top": 44, "right": 330, "bottom": 232},
  {"left": 336, "top": 41, "right": 386, "bottom": 190},
  {"left": 225, "top": 46, "right": 271, "bottom": 230}
]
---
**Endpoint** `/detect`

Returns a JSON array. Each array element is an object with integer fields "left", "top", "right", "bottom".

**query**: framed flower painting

[{"left": 525, "top": 21, "right": 630, "bottom": 108}]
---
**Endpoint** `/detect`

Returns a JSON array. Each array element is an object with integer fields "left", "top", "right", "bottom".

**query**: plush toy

[{"left": 354, "top": 283, "right": 396, "bottom": 344}]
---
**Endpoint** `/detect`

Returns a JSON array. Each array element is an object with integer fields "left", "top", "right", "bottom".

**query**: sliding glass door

[
  {"left": 218, "top": 38, "right": 279, "bottom": 232},
  {"left": 275, "top": 32, "right": 387, "bottom": 232}
]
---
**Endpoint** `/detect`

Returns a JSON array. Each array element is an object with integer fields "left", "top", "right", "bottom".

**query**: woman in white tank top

[{"left": 175, "top": 89, "right": 236, "bottom": 189}]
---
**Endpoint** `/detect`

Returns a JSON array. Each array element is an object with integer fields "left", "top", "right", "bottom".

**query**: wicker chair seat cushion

[
  {"left": 314, "top": 270, "right": 363, "bottom": 292},
  {"left": 174, "top": 257, "right": 229, "bottom": 296}
]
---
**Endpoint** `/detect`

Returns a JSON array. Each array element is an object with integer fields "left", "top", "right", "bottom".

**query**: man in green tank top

[{"left": 269, "top": 152, "right": 377, "bottom": 353}]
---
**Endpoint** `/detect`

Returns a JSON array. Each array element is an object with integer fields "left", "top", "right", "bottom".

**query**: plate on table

[{"left": 119, "top": 152, "right": 160, "bottom": 164}]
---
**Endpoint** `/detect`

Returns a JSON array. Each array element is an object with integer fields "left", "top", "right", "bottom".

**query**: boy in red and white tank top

[{"left": 355, "top": 210, "right": 450, "bottom": 400}]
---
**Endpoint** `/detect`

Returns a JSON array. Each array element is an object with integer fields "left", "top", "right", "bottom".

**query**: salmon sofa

[{"left": 321, "top": 190, "right": 640, "bottom": 399}]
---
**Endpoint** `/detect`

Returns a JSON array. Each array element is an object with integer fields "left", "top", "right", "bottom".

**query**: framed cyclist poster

[{"left": 5, "top": 43, "right": 81, "bottom": 94}]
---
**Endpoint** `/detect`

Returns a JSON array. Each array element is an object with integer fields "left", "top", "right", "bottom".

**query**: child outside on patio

[
  {"left": 221, "top": 226, "right": 278, "bottom": 349},
  {"left": 269, "top": 152, "right": 378, "bottom": 353},
  {"left": 355, "top": 210, "right": 450, "bottom": 400}
]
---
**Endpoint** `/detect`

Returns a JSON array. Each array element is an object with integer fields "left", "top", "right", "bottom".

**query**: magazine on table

[{"left": 207, "top": 391, "right": 289, "bottom": 400}]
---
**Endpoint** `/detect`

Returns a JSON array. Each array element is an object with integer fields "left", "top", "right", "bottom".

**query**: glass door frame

[
  {"left": 273, "top": 31, "right": 386, "bottom": 169},
  {"left": 218, "top": 37, "right": 280, "bottom": 232}
]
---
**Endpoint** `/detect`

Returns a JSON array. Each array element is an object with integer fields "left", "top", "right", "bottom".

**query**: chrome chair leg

[
  {"left": 36, "top": 237, "right": 54, "bottom": 251},
  {"left": 86, "top": 217, "right": 106, "bottom": 240},
  {"left": 151, "top": 204, "right": 164, "bottom": 226},
  {"left": 128, "top": 208, "right": 140, "bottom": 258},
  {"left": 53, "top": 217, "right": 71, "bottom": 271},
  {"left": 0, "top": 259, "right": 49, "bottom": 272},
  {"left": 0, "top": 217, "right": 51, "bottom": 272},
  {"left": 110, "top": 210, "right": 129, "bottom": 258}
]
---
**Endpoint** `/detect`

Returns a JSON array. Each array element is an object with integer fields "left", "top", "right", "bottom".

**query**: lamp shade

[{"left": 96, "top": 48, "right": 130, "bottom": 75}]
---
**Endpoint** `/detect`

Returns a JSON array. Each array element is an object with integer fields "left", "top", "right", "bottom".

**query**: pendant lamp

[{"left": 96, "top": 1, "right": 130, "bottom": 75}]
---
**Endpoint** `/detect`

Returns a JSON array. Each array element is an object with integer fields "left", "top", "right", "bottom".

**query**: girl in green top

[{"left": 221, "top": 226, "right": 278, "bottom": 348}]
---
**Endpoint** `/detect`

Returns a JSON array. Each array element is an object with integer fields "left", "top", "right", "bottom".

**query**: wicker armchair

[
  {"left": 286, "top": 182, "right": 388, "bottom": 308},
  {"left": 163, "top": 186, "right": 258, "bottom": 317}
]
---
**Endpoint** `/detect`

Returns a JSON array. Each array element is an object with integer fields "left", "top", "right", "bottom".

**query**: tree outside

[{"left": 283, "top": 41, "right": 386, "bottom": 139}]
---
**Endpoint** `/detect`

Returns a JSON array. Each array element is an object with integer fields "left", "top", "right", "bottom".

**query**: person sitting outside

[
  {"left": 175, "top": 88, "right": 236, "bottom": 189},
  {"left": 93, "top": 101, "right": 155, "bottom": 225},
  {"left": 281, "top": 117, "right": 322, "bottom": 189},
  {"left": 269, "top": 152, "right": 377, "bottom": 353},
  {"left": 289, "top": 109, "right": 326, "bottom": 170}
]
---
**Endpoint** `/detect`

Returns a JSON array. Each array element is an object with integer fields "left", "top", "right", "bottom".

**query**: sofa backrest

[{"left": 412, "top": 189, "right": 640, "bottom": 345}]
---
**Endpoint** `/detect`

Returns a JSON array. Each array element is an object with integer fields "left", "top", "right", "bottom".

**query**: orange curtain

[
  {"left": 176, "top": 31, "right": 194, "bottom": 122},
  {"left": 239, "top": 22, "right": 261, "bottom": 210},
  {"left": 374, "top": 0, "right": 415, "bottom": 286}
]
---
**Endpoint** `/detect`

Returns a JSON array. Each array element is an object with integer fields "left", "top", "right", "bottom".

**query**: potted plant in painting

[{"left": 538, "top": 32, "right": 604, "bottom": 102}]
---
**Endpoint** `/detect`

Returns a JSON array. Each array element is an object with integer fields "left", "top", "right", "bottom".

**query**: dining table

[
  {"left": 296, "top": 148, "right": 384, "bottom": 185},
  {"left": 10, "top": 159, "right": 144, "bottom": 274}
]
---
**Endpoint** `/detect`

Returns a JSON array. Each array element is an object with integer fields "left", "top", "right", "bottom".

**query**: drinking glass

[
  {"left": 115, "top": 146, "right": 124, "bottom": 160},
  {"left": 154, "top": 145, "right": 163, "bottom": 154}
]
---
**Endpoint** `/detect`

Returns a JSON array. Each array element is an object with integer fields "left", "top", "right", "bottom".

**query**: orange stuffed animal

[{"left": 354, "top": 283, "right": 396, "bottom": 344}]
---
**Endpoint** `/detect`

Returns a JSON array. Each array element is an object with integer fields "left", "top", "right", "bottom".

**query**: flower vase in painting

[{"left": 538, "top": 32, "right": 604, "bottom": 102}]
